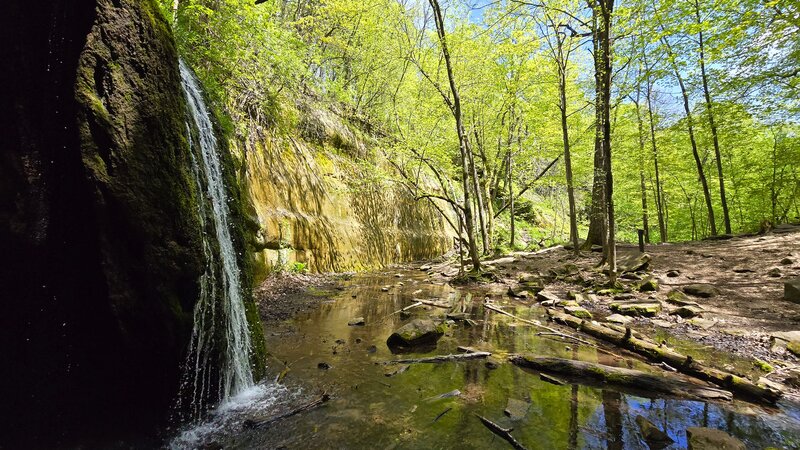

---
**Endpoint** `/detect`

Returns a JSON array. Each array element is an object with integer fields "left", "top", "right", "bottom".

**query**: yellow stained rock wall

[{"left": 235, "top": 125, "right": 454, "bottom": 277}]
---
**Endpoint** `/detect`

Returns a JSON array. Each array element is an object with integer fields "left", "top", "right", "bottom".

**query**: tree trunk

[
  {"left": 557, "top": 35, "right": 580, "bottom": 254},
  {"left": 508, "top": 151, "right": 515, "bottom": 248},
  {"left": 645, "top": 74, "right": 667, "bottom": 242},
  {"left": 596, "top": 0, "right": 616, "bottom": 281},
  {"left": 696, "top": 0, "right": 731, "bottom": 234},
  {"left": 662, "top": 37, "right": 717, "bottom": 237},
  {"left": 634, "top": 98, "right": 650, "bottom": 243},
  {"left": 585, "top": 5, "right": 607, "bottom": 250},
  {"left": 428, "top": 0, "right": 480, "bottom": 271}
]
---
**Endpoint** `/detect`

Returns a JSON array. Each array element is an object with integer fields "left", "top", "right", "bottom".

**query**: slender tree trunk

[
  {"left": 634, "top": 99, "right": 650, "bottom": 243},
  {"left": 662, "top": 37, "right": 717, "bottom": 237},
  {"left": 508, "top": 151, "right": 515, "bottom": 248},
  {"left": 645, "top": 78, "right": 667, "bottom": 242},
  {"left": 468, "top": 141, "right": 489, "bottom": 254},
  {"left": 696, "top": 0, "right": 731, "bottom": 234},
  {"left": 428, "top": 0, "right": 480, "bottom": 271},
  {"left": 557, "top": 36, "right": 580, "bottom": 255}
]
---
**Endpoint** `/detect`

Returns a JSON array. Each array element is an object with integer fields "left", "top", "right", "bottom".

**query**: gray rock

[
  {"left": 536, "top": 290, "right": 560, "bottom": 303},
  {"left": 683, "top": 284, "right": 720, "bottom": 298},
  {"left": 419, "top": 265, "right": 431, "bottom": 271},
  {"left": 768, "top": 267, "right": 782, "bottom": 278},
  {"left": 666, "top": 270, "right": 681, "bottom": 277},
  {"left": 618, "top": 253, "right": 652, "bottom": 273},
  {"left": 606, "top": 314, "right": 633, "bottom": 325},
  {"left": 636, "top": 415, "right": 673, "bottom": 449},
  {"left": 784, "top": 278, "right": 800, "bottom": 303},
  {"left": 670, "top": 305, "right": 703, "bottom": 318},
  {"left": 686, "top": 427, "right": 745, "bottom": 450},
  {"left": 386, "top": 319, "right": 446, "bottom": 348},
  {"left": 781, "top": 257, "right": 794, "bottom": 265},
  {"left": 348, "top": 317, "right": 365, "bottom": 326}
]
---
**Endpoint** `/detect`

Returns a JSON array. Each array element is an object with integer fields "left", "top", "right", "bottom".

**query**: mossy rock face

[
  {"left": 611, "top": 301, "right": 662, "bottom": 317},
  {"left": 667, "top": 290, "right": 700, "bottom": 307},
  {"left": 387, "top": 319, "right": 447, "bottom": 349},
  {"left": 787, "top": 340, "right": 800, "bottom": 357},
  {"left": 636, "top": 277, "right": 659, "bottom": 292},
  {"left": 564, "top": 305, "right": 593, "bottom": 320}
]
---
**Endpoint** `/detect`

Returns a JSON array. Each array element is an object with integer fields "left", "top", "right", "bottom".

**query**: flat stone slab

[
  {"left": 611, "top": 301, "right": 662, "bottom": 317},
  {"left": 667, "top": 290, "right": 700, "bottom": 307},
  {"left": 606, "top": 314, "right": 633, "bottom": 325},
  {"left": 670, "top": 305, "right": 703, "bottom": 318}
]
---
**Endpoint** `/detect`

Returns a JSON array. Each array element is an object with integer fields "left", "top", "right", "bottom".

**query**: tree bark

[
  {"left": 662, "top": 37, "right": 717, "bottom": 237},
  {"left": 428, "top": 0, "right": 480, "bottom": 271},
  {"left": 696, "top": 0, "right": 731, "bottom": 234},
  {"left": 644, "top": 69, "right": 667, "bottom": 242},
  {"left": 557, "top": 34, "right": 580, "bottom": 254},
  {"left": 634, "top": 97, "right": 650, "bottom": 243}
]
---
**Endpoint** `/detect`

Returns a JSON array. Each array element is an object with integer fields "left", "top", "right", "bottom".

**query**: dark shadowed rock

[
  {"left": 348, "top": 317, "right": 365, "bottom": 326},
  {"left": 784, "top": 278, "right": 800, "bottom": 303},
  {"left": 666, "top": 270, "right": 681, "bottom": 277},
  {"left": 636, "top": 415, "right": 673, "bottom": 449},
  {"left": 387, "top": 319, "right": 446, "bottom": 349}
]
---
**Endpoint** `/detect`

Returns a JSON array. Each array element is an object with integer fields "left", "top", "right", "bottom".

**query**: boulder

[
  {"left": 784, "top": 278, "right": 800, "bottom": 303},
  {"left": 683, "top": 284, "right": 720, "bottom": 298},
  {"left": 781, "top": 257, "right": 794, "bottom": 265},
  {"left": 686, "top": 427, "right": 745, "bottom": 450},
  {"left": 348, "top": 317, "right": 365, "bottom": 326},
  {"left": 636, "top": 415, "right": 673, "bottom": 449},
  {"left": 768, "top": 267, "right": 782, "bottom": 278},
  {"left": 606, "top": 314, "right": 633, "bottom": 325},
  {"left": 507, "top": 286, "right": 530, "bottom": 299},
  {"left": 519, "top": 275, "right": 545, "bottom": 293},
  {"left": 636, "top": 277, "right": 659, "bottom": 292},
  {"left": 670, "top": 305, "right": 703, "bottom": 318},
  {"left": 666, "top": 290, "right": 700, "bottom": 307},
  {"left": 666, "top": 270, "right": 681, "bottom": 277},
  {"left": 536, "top": 290, "right": 560, "bottom": 303},
  {"left": 618, "top": 253, "right": 652, "bottom": 273},
  {"left": 565, "top": 305, "right": 593, "bottom": 320},
  {"left": 386, "top": 319, "right": 446, "bottom": 349},
  {"left": 611, "top": 301, "right": 662, "bottom": 317}
]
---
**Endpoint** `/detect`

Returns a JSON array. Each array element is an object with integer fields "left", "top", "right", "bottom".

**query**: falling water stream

[{"left": 179, "top": 59, "right": 254, "bottom": 414}]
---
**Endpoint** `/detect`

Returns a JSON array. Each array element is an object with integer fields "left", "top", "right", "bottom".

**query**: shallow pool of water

[{"left": 173, "top": 268, "right": 800, "bottom": 449}]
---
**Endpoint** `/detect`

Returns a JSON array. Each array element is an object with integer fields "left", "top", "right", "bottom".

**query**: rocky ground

[{"left": 255, "top": 224, "right": 800, "bottom": 397}]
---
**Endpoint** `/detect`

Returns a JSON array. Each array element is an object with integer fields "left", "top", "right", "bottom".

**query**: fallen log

[
  {"left": 476, "top": 414, "right": 528, "bottom": 450},
  {"left": 510, "top": 356, "right": 732, "bottom": 402},
  {"left": 382, "top": 352, "right": 491, "bottom": 365},
  {"left": 546, "top": 309, "right": 782, "bottom": 404},
  {"left": 244, "top": 392, "right": 330, "bottom": 428}
]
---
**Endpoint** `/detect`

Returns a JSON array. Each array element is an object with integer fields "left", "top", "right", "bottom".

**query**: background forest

[{"left": 161, "top": 0, "right": 800, "bottom": 262}]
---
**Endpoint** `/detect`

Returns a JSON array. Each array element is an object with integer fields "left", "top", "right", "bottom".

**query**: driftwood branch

[
  {"left": 494, "top": 155, "right": 561, "bottom": 218},
  {"left": 510, "top": 356, "right": 732, "bottom": 402},
  {"left": 243, "top": 392, "right": 330, "bottom": 429},
  {"left": 546, "top": 309, "right": 782, "bottom": 404},
  {"left": 476, "top": 414, "right": 528, "bottom": 450},
  {"left": 382, "top": 352, "right": 491, "bottom": 365}
]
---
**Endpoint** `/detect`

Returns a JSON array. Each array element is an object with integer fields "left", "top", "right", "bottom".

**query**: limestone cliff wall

[{"left": 235, "top": 107, "right": 454, "bottom": 276}]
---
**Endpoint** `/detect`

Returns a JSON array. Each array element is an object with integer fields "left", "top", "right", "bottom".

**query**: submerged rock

[
  {"left": 348, "top": 317, "right": 365, "bottom": 326},
  {"left": 686, "top": 427, "right": 745, "bottom": 450},
  {"left": 683, "top": 284, "right": 720, "bottom": 298},
  {"left": 504, "top": 398, "right": 530, "bottom": 420},
  {"left": 636, "top": 415, "right": 673, "bottom": 449},
  {"left": 386, "top": 319, "right": 446, "bottom": 349}
]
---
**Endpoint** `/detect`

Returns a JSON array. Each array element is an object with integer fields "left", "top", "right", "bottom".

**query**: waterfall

[{"left": 178, "top": 59, "right": 254, "bottom": 418}]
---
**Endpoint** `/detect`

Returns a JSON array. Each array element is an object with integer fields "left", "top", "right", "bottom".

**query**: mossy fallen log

[
  {"left": 509, "top": 356, "right": 732, "bottom": 402},
  {"left": 546, "top": 309, "right": 782, "bottom": 404}
]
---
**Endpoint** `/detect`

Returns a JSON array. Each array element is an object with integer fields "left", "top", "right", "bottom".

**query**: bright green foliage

[{"left": 162, "top": 0, "right": 799, "bottom": 248}]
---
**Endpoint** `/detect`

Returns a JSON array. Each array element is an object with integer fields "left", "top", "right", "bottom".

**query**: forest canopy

[{"left": 162, "top": 0, "right": 800, "bottom": 266}]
